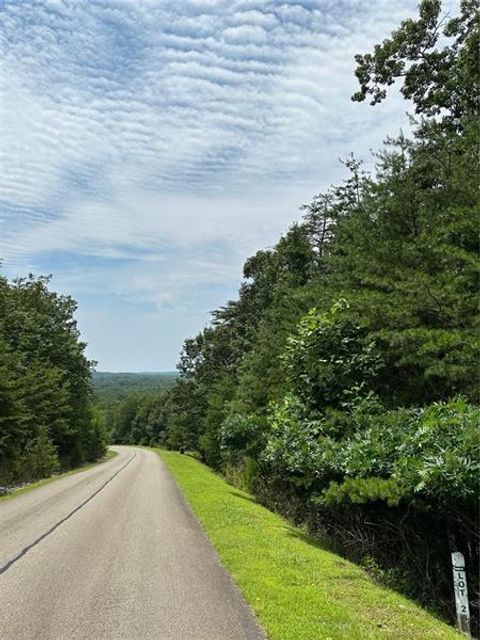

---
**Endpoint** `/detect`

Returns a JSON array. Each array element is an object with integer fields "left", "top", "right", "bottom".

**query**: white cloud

[{"left": 0, "top": 0, "right": 458, "bottom": 369}]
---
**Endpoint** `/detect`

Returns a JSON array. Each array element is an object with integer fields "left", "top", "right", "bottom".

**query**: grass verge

[
  {"left": 158, "top": 449, "right": 460, "bottom": 640},
  {"left": 0, "top": 449, "right": 118, "bottom": 503}
]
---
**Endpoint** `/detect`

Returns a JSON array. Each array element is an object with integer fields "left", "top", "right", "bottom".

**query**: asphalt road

[{"left": 0, "top": 446, "right": 264, "bottom": 640}]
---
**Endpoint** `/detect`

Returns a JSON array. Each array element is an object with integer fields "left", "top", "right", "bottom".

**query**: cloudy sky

[{"left": 0, "top": 0, "right": 451, "bottom": 371}]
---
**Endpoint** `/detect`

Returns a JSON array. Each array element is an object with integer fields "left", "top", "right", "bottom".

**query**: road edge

[{"left": 0, "top": 449, "right": 119, "bottom": 504}]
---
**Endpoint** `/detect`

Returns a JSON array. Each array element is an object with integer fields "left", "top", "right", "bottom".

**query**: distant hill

[{"left": 92, "top": 371, "right": 178, "bottom": 407}]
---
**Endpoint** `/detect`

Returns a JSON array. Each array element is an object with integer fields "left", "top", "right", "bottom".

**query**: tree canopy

[{"left": 0, "top": 274, "right": 107, "bottom": 485}]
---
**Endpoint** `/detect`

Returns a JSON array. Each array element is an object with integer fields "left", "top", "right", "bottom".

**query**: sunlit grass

[{"left": 158, "top": 449, "right": 460, "bottom": 640}]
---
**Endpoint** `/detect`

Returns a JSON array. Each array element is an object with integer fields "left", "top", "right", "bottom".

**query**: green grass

[
  {"left": 0, "top": 449, "right": 118, "bottom": 503},
  {"left": 158, "top": 450, "right": 460, "bottom": 640}
]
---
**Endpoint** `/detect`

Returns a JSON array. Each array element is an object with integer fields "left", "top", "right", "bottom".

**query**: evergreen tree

[{"left": 0, "top": 273, "right": 107, "bottom": 484}]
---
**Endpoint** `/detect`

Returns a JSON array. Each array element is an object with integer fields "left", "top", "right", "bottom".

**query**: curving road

[{"left": 0, "top": 446, "right": 264, "bottom": 640}]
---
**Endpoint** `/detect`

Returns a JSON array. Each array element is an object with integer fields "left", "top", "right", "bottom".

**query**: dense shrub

[
  {"left": 15, "top": 427, "right": 60, "bottom": 482},
  {"left": 282, "top": 300, "right": 383, "bottom": 413}
]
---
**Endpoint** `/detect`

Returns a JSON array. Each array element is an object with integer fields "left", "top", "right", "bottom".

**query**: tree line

[
  {"left": 0, "top": 274, "right": 107, "bottom": 486},
  {"left": 93, "top": 372, "right": 177, "bottom": 409},
  {"left": 114, "top": 1, "right": 479, "bottom": 630},
  {"left": 92, "top": 372, "right": 177, "bottom": 445}
]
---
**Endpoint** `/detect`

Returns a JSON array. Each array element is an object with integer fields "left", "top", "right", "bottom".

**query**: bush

[
  {"left": 17, "top": 428, "right": 60, "bottom": 481},
  {"left": 338, "top": 398, "right": 480, "bottom": 505},
  {"left": 220, "top": 413, "right": 265, "bottom": 464},
  {"left": 321, "top": 476, "right": 405, "bottom": 507},
  {"left": 282, "top": 300, "right": 382, "bottom": 413},
  {"left": 391, "top": 398, "right": 480, "bottom": 503},
  {"left": 262, "top": 394, "right": 342, "bottom": 488}
]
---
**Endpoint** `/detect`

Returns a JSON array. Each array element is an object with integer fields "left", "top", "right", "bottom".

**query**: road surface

[{"left": 0, "top": 446, "right": 264, "bottom": 640}]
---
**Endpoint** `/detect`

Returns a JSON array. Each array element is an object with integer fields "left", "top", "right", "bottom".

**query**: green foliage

[
  {"left": 283, "top": 300, "right": 383, "bottom": 413},
  {"left": 352, "top": 0, "right": 479, "bottom": 127},
  {"left": 111, "top": 394, "right": 144, "bottom": 444},
  {"left": 0, "top": 273, "right": 107, "bottom": 484},
  {"left": 325, "top": 130, "right": 479, "bottom": 405},
  {"left": 264, "top": 395, "right": 479, "bottom": 506},
  {"left": 16, "top": 427, "right": 60, "bottom": 481},
  {"left": 321, "top": 477, "right": 406, "bottom": 508},
  {"left": 317, "top": 399, "right": 480, "bottom": 508},
  {"left": 92, "top": 371, "right": 177, "bottom": 408},
  {"left": 231, "top": 284, "right": 319, "bottom": 419},
  {"left": 390, "top": 399, "right": 480, "bottom": 502},
  {"left": 165, "top": 379, "right": 206, "bottom": 451},
  {"left": 220, "top": 413, "right": 265, "bottom": 465},
  {"left": 85, "top": 406, "right": 108, "bottom": 460},
  {"left": 263, "top": 394, "right": 341, "bottom": 488},
  {"left": 107, "top": 377, "right": 206, "bottom": 452},
  {"left": 340, "top": 405, "right": 412, "bottom": 478}
]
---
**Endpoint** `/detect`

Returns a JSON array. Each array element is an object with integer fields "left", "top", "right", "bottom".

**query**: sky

[{"left": 0, "top": 0, "right": 454, "bottom": 371}]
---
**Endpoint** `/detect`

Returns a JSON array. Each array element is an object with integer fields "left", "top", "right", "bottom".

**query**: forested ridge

[
  {"left": 93, "top": 372, "right": 177, "bottom": 446},
  {"left": 93, "top": 371, "right": 177, "bottom": 406},
  {"left": 116, "top": 1, "right": 479, "bottom": 631},
  {"left": 0, "top": 275, "right": 107, "bottom": 487}
]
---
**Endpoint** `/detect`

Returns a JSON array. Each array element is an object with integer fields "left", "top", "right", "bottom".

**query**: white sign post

[{"left": 451, "top": 551, "right": 471, "bottom": 637}]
